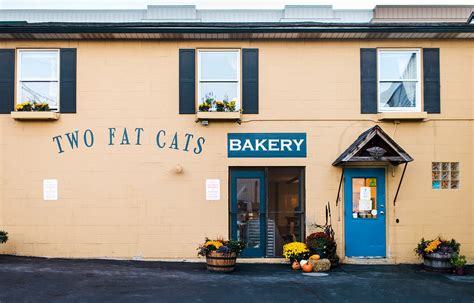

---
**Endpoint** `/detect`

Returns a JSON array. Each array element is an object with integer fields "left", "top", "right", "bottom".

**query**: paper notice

[
  {"left": 43, "top": 179, "right": 58, "bottom": 201},
  {"left": 360, "top": 187, "right": 371, "bottom": 200},
  {"left": 358, "top": 199, "right": 372, "bottom": 211},
  {"left": 206, "top": 179, "right": 220, "bottom": 201}
]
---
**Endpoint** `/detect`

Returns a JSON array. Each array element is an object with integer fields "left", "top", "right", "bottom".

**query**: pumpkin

[
  {"left": 309, "top": 254, "right": 320, "bottom": 261},
  {"left": 291, "top": 260, "right": 301, "bottom": 270},
  {"left": 299, "top": 259, "right": 308, "bottom": 266},
  {"left": 302, "top": 262, "right": 313, "bottom": 272}
]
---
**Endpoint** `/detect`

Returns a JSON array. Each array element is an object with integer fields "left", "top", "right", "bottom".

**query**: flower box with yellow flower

[
  {"left": 11, "top": 102, "right": 59, "bottom": 121},
  {"left": 196, "top": 96, "right": 241, "bottom": 121},
  {"left": 415, "top": 237, "right": 460, "bottom": 272},
  {"left": 197, "top": 238, "right": 246, "bottom": 273}
]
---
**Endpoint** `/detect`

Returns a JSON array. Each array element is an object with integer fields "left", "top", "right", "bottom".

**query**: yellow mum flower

[
  {"left": 424, "top": 239, "right": 441, "bottom": 253},
  {"left": 205, "top": 241, "right": 223, "bottom": 249}
]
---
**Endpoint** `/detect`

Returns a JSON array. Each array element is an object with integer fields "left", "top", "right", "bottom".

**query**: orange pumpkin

[
  {"left": 291, "top": 260, "right": 301, "bottom": 270},
  {"left": 302, "top": 263, "right": 313, "bottom": 272},
  {"left": 309, "top": 254, "right": 321, "bottom": 261}
]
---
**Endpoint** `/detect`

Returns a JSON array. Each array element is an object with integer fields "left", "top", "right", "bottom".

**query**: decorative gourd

[
  {"left": 313, "top": 258, "right": 331, "bottom": 272},
  {"left": 300, "top": 259, "right": 308, "bottom": 266},
  {"left": 302, "top": 263, "right": 313, "bottom": 272},
  {"left": 291, "top": 260, "right": 301, "bottom": 270},
  {"left": 309, "top": 254, "right": 320, "bottom": 261}
]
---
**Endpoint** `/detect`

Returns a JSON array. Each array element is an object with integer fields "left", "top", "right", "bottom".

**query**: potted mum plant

[
  {"left": 415, "top": 237, "right": 460, "bottom": 272},
  {"left": 283, "top": 241, "right": 309, "bottom": 268},
  {"left": 197, "top": 238, "right": 245, "bottom": 273},
  {"left": 450, "top": 254, "right": 467, "bottom": 276}
]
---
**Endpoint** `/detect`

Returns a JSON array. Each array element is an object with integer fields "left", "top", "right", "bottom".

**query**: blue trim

[
  {"left": 230, "top": 170, "right": 266, "bottom": 258},
  {"left": 344, "top": 168, "right": 386, "bottom": 257}
]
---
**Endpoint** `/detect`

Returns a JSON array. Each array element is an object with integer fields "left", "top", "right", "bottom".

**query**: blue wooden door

[
  {"left": 230, "top": 170, "right": 266, "bottom": 257},
  {"left": 344, "top": 168, "right": 386, "bottom": 257}
]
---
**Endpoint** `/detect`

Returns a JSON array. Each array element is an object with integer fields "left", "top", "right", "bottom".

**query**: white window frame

[
  {"left": 377, "top": 48, "right": 421, "bottom": 113},
  {"left": 197, "top": 49, "right": 241, "bottom": 110},
  {"left": 17, "top": 49, "right": 60, "bottom": 111}
]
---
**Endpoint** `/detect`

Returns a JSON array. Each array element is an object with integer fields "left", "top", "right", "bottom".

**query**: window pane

[
  {"left": 379, "top": 51, "right": 417, "bottom": 80},
  {"left": 267, "top": 168, "right": 303, "bottom": 257},
  {"left": 20, "top": 51, "right": 59, "bottom": 80},
  {"left": 200, "top": 51, "right": 238, "bottom": 80},
  {"left": 236, "top": 178, "right": 260, "bottom": 250},
  {"left": 199, "top": 82, "right": 238, "bottom": 104},
  {"left": 20, "top": 82, "right": 59, "bottom": 109},
  {"left": 379, "top": 81, "right": 417, "bottom": 109},
  {"left": 352, "top": 178, "right": 377, "bottom": 219}
]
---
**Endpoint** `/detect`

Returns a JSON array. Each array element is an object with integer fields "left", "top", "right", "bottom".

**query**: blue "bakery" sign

[{"left": 227, "top": 133, "right": 307, "bottom": 158}]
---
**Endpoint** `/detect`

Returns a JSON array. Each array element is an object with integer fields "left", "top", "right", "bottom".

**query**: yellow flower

[
  {"left": 205, "top": 241, "right": 223, "bottom": 249},
  {"left": 424, "top": 239, "right": 441, "bottom": 253},
  {"left": 283, "top": 242, "right": 309, "bottom": 259}
]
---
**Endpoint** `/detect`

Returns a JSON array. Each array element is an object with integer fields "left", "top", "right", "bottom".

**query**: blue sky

[{"left": 1, "top": 0, "right": 473, "bottom": 9}]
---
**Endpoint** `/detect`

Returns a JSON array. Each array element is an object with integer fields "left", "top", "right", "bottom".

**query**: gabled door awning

[
  {"left": 332, "top": 125, "right": 413, "bottom": 207},
  {"left": 332, "top": 125, "right": 413, "bottom": 166}
]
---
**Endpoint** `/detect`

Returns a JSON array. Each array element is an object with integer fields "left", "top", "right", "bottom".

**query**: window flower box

[
  {"left": 11, "top": 111, "right": 60, "bottom": 121},
  {"left": 377, "top": 112, "right": 427, "bottom": 121},
  {"left": 197, "top": 97, "right": 241, "bottom": 121},
  {"left": 12, "top": 101, "right": 59, "bottom": 121},
  {"left": 196, "top": 111, "right": 241, "bottom": 120}
]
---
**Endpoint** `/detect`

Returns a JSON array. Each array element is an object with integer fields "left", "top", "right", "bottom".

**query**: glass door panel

[
  {"left": 236, "top": 178, "right": 261, "bottom": 250},
  {"left": 230, "top": 170, "right": 265, "bottom": 257},
  {"left": 267, "top": 168, "right": 304, "bottom": 257}
]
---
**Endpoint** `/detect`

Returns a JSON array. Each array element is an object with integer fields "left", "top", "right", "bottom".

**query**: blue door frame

[
  {"left": 230, "top": 170, "right": 266, "bottom": 257},
  {"left": 344, "top": 168, "right": 386, "bottom": 257}
]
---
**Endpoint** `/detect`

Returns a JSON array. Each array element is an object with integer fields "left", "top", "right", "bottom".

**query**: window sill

[
  {"left": 11, "top": 111, "right": 60, "bottom": 121},
  {"left": 196, "top": 111, "right": 241, "bottom": 121},
  {"left": 377, "top": 112, "right": 427, "bottom": 121}
]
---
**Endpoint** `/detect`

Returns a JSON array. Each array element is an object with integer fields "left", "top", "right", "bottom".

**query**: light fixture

[{"left": 367, "top": 146, "right": 387, "bottom": 159}]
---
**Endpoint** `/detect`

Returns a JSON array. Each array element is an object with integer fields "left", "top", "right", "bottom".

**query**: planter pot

[
  {"left": 455, "top": 267, "right": 465, "bottom": 276},
  {"left": 423, "top": 252, "right": 455, "bottom": 273},
  {"left": 11, "top": 111, "right": 60, "bottom": 121},
  {"left": 196, "top": 111, "right": 241, "bottom": 121},
  {"left": 206, "top": 251, "right": 237, "bottom": 273}
]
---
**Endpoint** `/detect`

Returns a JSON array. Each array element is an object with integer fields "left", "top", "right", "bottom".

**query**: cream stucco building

[{"left": 0, "top": 5, "right": 473, "bottom": 264}]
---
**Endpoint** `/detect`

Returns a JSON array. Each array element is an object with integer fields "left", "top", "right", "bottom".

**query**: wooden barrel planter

[
  {"left": 206, "top": 251, "right": 237, "bottom": 273},
  {"left": 423, "top": 252, "right": 454, "bottom": 272}
]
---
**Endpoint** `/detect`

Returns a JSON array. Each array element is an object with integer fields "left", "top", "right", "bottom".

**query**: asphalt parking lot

[{"left": 0, "top": 255, "right": 472, "bottom": 303}]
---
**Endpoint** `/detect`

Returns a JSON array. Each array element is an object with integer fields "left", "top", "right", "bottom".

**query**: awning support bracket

[
  {"left": 393, "top": 162, "right": 408, "bottom": 207},
  {"left": 335, "top": 166, "right": 345, "bottom": 207}
]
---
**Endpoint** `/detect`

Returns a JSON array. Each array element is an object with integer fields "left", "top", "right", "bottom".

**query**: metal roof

[
  {"left": 0, "top": 21, "right": 472, "bottom": 40},
  {"left": 0, "top": 5, "right": 472, "bottom": 40},
  {"left": 0, "top": 5, "right": 373, "bottom": 24}
]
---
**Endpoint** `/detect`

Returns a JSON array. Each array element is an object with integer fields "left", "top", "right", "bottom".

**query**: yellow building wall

[{"left": 0, "top": 40, "right": 472, "bottom": 263}]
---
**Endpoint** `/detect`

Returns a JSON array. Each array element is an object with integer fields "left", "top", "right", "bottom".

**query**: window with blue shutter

[
  {"left": 361, "top": 47, "right": 441, "bottom": 114},
  {"left": 180, "top": 48, "right": 259, "bottom": 115}
]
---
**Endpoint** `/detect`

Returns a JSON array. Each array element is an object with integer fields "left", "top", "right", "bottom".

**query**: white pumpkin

[{"left": 300, "top": 259, "right": 308, "bottom": 266}]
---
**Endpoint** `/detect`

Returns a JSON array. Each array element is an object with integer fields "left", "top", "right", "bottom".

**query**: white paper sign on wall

[
  {"left": 360, "top": 187, "right": 371, "bottom": 200},
  {"left": 43, "top": 179, "right": 58, "bottom": 201},
  {"left": 206, "top": 179, "right": 220, "bottom": 201}
]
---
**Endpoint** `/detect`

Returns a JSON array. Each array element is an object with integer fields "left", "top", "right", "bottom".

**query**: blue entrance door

[
  {"left": 230, "top": 170, "right": 266, "bottom": 257},
  {"left": 344, "top": 168, "right": 386, "bottom": 257}
]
